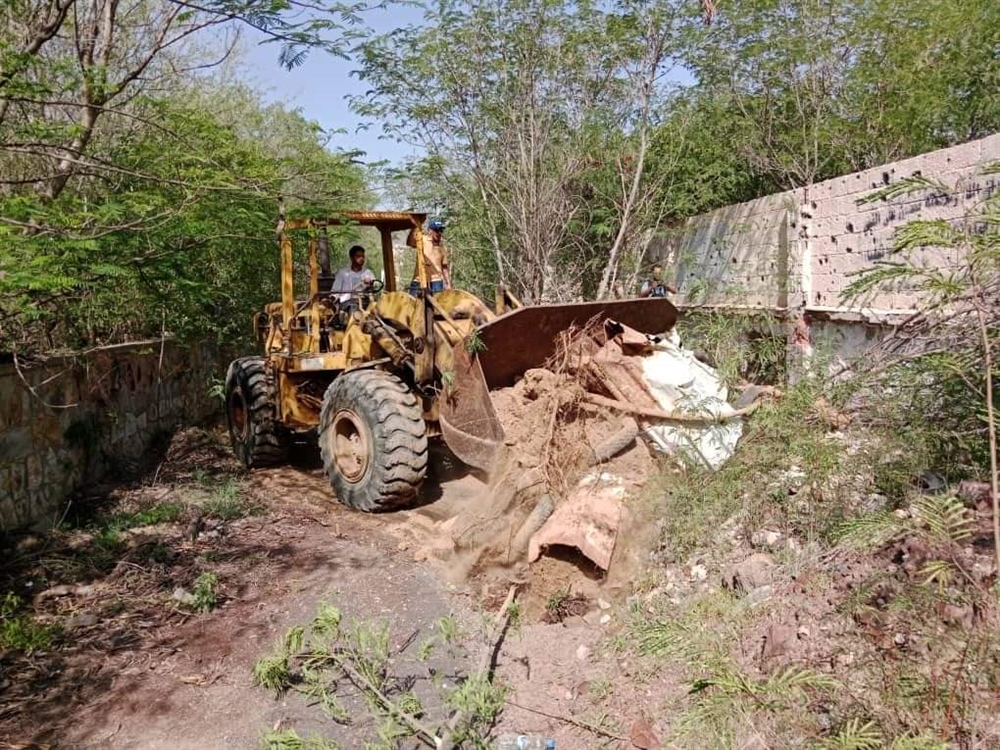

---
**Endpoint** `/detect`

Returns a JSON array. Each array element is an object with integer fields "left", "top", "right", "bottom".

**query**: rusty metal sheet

[
  {"left": 528, "top": 476, "right": 627, "bottom": 571},
  {"left": 475, "top": 298, "right": 678, "bottom": 388}
]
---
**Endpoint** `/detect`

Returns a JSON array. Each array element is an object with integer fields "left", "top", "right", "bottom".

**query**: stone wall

[
  {"left": 658, "top": 133, "right": 1000, "bottom": 370},
  {"left": 0, "top": 340, "right": 223, "bottom": 531}
]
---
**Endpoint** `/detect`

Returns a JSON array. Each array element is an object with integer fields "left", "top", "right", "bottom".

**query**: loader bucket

[
  {"left": 437, "top": 297, "right": 677, "bottom": 472},
  {"left": 475, "top": 297, "right": 678, "bottom": 389},
  {"left": 438, "top": 343, "right": 506, "bottom": 472}
]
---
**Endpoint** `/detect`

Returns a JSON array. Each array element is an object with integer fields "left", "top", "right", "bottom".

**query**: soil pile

[{"left": 411, "top": 324, "right": 663, "bottom": 593}]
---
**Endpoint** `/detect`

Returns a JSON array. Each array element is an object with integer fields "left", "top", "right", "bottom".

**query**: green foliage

[
  {"left": 0, "top": 593, "right": 60, "bottom": 654},
  {"left": 261, "top": 729, "right": 340, "bottom": 750},
  {"left": 818, "top": 720, "right": 883, "bottom": 750},
  {"left": 681, "top": 0, "right": 1000, "bottom": 189},
  {"left": 816, "top": 721, "right": 949, "bottom": 750},
  {"left": 1, "top": 86, "right": 367, "bottom": 354},
  {"left": 203, "top": 480, "right": 262, "bottom": 520},
  {"left": 912, "top": 495, "right": 974, "bottom": 545},
  {"left": 445, "top": 672, "right": 509, "bottom": 748},
  {"left": 435, "top": 614, "right": 459, "bottom": 645},
  {"left": 253, "top": 651, "right": 292, "bottom": 695},
  {"left": 464, "top": 330, "right": 487, "bottom": 354},
  {"left": 108, "top": 502, "right": 184, "bottom": 530},
  {"left": 680, "top": 310, "right": 787, "bottom": 386},
  {"left": 253, "top": 601, "right": 510, "bottom": 748},
  {"left": 650, "top": 366, "right": 899, "bottom": 557},
  {"left": 843, "top": 165, "right": 1000, "bottom": 477},
  {"left": 190, "top": 572, "right": 220, "bottom": 613}
]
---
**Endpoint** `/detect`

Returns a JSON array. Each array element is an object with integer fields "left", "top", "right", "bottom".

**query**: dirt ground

[{"left": 0, "top": 428, "right": 662, "bottom": 750}]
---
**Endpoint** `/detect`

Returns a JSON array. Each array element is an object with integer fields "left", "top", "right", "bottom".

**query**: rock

[
  {"left": 893, "top": 508, "right": 909, "bottom": 519},
  {"left": 172, "top": 587, "right": 196, "bottom": 606},
  {"left": 853, "top": 608, "right": 886, "bottom": 629},
  {"left": 746, "top": 585, "right": 773, "bottom": 606},
  {"left": 599, "top": 613, "right": 612, "bottom": 626},
  {"left": 65, "top": 531, "right": 95, "bottom": 550},
  {"left": 66, "top": 612, "right": 98, "bottom": 629},
  {"left": 918, "top": 470, "right": 946, "bottom": 494},
  {"left": 690, "top": 564, "right": 708, "bottom": 582},
  {"left": 583, "top": 609, "right": 602, "bottom": 625},
  {"left": 797, "top": 626, "right": 810, "bottom": 638},
  {"left": 750, "top": 529, "right": 783, "bottom": 549},
  {"left": 629, "top": 717, "right": 660, "bottom": 750},
  {"left": 575, "top": 644, "right": 591, "bottom": 661},
  {"left": 733, "top": 385, "right": 780, "bottom": 410},
  {"left": 893, "top": 632, "right": 907, "bottom": 647},
  {"left": 727, "top": 553, "right": 775, "bottom": 594},
  {"left": 813, "top": 398, "right": 851, "bottom": 430},
  {"left": 597, "top": 598, "right": 611, "bottom": 610},
  {"left": 761, "top": 624, "right": 797, "bottom": 660}
]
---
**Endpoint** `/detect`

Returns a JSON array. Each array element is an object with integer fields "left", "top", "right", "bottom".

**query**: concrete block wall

[
  {"left": 665, "top": 133, "right": 1000, "bottom": 314},
  {"left": 671, "top": 191, "right": 795, "bottom": 308},
  {"left": 660, "top": 133, "right": 1000, "bottom": 371},
  {"left": 805, "top": 135, "right": 999, "bottom": 311},
  {"left": 0, "top": 340, "right": 223, "bottom": 531}
]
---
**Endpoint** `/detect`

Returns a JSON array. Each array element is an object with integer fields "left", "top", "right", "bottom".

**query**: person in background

[
  {"left": 409, "top": 219, "right": 452, "bottom": 296},
  {"left": 639, "top": 263, "right": 676, "bottom": 298},
  {"left": 332, "top": 245, "right": 375, "bottom": 305}
]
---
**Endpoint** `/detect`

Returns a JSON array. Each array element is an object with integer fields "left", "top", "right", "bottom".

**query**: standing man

[
  {"left": 409, "top": 219, "right": 452, "bottom": 296},
  {"left": 639, "top": 263, "right": 676, "bottom": 298},
  {"left": 332, "top": 245, "right": 375, "bottom": 305}
]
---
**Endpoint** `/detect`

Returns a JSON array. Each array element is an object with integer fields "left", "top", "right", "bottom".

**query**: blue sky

[{"left": 240, "top": 7, "right": 425, "bottom": 168}]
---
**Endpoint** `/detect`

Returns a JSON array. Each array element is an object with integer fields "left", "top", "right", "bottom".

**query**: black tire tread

[
  {"left": 226, "top": 357, "right": 289, "bottom": 468},
  {"left": 318, "top": 369, "right": 428, "bottom": 511}
]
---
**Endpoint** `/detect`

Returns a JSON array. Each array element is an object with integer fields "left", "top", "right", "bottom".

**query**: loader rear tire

[
  {"left": 225, "top": 357, "right": 289, "bottom": 468},
  {"left": 319, "top": 370, "right": 428, "bottom": 512}
]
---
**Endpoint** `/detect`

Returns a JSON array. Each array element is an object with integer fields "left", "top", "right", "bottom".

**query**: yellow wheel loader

[{"left": 225, "top": 211, "right": 677, "bottom": 511}]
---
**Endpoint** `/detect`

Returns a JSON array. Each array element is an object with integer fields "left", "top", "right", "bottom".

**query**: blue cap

[{"left": 428, "top": 219, "right": 445, "bottom": 231}]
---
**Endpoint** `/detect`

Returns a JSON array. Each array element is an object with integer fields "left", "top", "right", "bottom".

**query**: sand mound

[{"left": 417, "top": 324, "right": 663, "bottom": 590}]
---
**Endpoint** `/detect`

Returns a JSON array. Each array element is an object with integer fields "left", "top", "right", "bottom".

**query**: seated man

[
  {"left": 408, "top": 219, "right": 452, "bottom": 296},
  {"left": 332, "top": 245, "right": 376, "bottom": 307}
]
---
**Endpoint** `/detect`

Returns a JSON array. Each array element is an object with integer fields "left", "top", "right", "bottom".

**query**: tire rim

[
  {"left": 332, "top": 409, "right": 370, "bottom": 482},
  {"left": 229, "top": 389, "right": 249, "bottom": 442}
]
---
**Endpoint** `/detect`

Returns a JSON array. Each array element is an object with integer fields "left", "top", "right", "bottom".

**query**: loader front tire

[
  {"left": 225, "top": 357, "right": 289, "bottom": 468},
  {"left": 319, "top": 370, "right": 428, "bottom": 512}
]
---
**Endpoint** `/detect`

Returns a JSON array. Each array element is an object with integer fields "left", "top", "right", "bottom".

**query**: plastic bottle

[{"left": 495, "top": 735, "right": 556, "bottom": 750}]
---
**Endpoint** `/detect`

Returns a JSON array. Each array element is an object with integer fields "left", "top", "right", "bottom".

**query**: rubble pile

[{"left": 424, "top": 320, "right": 751, "bottom": 585}]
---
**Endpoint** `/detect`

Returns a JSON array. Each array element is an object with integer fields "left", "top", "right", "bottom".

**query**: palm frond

[
  {"left": 913, "top": 495, "right": 974, "bottom": 544},
  {"left": 856, "top": 176, "right": 951, "bottom": 205},
  {"left": 818, "top": 718, "right": 882, "bottom": 750}
]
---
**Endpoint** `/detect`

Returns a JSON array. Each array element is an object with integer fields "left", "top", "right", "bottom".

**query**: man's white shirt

[{"left": 332, "top": 267, "right": 375, "bottom": 302}]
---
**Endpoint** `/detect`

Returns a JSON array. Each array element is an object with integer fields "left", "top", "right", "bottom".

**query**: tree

[
  {"left": 678, "top": 0, "right": 1000, "bottom": 192},
  {"left": 0, "top": 78, "right": 367, "bottom": 352},
  {"left": 0, "top": 0, "right": 372, "bottom": 353},
  {"left": 353, "top": 0, "right": 689, "bottom": 302}
]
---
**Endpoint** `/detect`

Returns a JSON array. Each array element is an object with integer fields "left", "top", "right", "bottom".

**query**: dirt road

[{"left": 1, "top": 432, "right": 643, "bottom": 749}]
